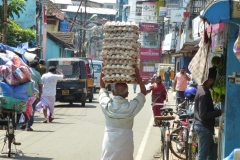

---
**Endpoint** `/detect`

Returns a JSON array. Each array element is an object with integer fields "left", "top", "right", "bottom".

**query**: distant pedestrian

[
  {"left": 164, "top": 67, "right": 171, "bottom": 91},
  {"left": 147, "top": 76, "right": 168, "bottom": 126},
  {"left": 173, "top": 66, "right": 190, "bottom": 105},
  {"left": 133, "top": 84, "right": 137, "bottom": 93},
  {"left": 36, "top": 59, "right": 47, "bottom": 76},
  {"left": 36, "top": 66, "right": 64, "bottom": 123},
  {"left": 20, "top": 60, "right": 43, "bottom": 131}
]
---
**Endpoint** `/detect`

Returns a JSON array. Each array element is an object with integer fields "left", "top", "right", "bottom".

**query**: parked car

[
  {"left": 47, "top": 58, "right": 87, "bottom": 106},
  {"left": 92, "top": 60, "right": 111, "bottom": 92},
  {"left": 78, "top": 58, "right": 94, "bottom": 102}
]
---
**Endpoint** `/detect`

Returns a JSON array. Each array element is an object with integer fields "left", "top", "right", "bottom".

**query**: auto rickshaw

[{"left": 47, "top": 58, "right": 88, "bottom": 106}]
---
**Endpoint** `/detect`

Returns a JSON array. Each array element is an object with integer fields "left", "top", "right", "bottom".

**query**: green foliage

[
  {"left": 6, "top": 20, "right": 36, "bottom": 47},
  {"left": 0, "top": 0, "right": 36, "bottom": 46},
  {"left": 0, "top": 0, "right": 26, "bottom": 19}
]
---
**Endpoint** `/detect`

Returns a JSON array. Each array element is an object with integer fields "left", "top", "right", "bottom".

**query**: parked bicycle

[
  {"left": 0, "top": 108, "right": 21, "bottom": 157},
  {"left": 170, "top": 101, "right": 198, "bottom": 160},
  {"left": 153, "top": 103, "right": 176, "bottom": 160}
]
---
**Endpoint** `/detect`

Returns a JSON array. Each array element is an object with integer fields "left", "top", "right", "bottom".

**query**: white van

[{"left": 92, "top": 60, "right": 102, "bottom": 92}]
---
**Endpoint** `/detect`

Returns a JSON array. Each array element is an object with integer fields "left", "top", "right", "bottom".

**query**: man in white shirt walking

[
  {"left": 36, "top": 66, "right": 64, "bottom": 123},
  {"left": 99, "top": 67, "right": 147, "bottom": 160}
]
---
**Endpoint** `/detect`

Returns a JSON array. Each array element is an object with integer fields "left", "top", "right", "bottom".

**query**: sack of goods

[
  {"left": 102, "top": 21, "right": 140, "bottom": 84},
  {"left": 0, "top": 50, "right": 38, "bottom": 112}
]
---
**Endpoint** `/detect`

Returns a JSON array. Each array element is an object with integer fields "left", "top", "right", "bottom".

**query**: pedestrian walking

[
  {"left": 99, "top": 67, "right": 147, "bottom": 160},
  {"left": 36, "top": 66, "right": 64, "bottom": 123},
  {"left": 133, "top": 84, "right": 137, "bottom": 93},
  {"left": 173, "top": 66, "right": 190, "bottom": 105},
  {"left": 36, "top": 59, "right": 47, "bottom": 76},
  {"left": 20, "top": 60, "right": 43, "bottom": 131},
  {"left": 194, "top": 67, "right": 224, "bottom": 160},
  {"left": 147, "top": 76, "right": 168, "bottom": 126},
  {"left": 164, "top": 67, "right": 171, "bottom": 91}
]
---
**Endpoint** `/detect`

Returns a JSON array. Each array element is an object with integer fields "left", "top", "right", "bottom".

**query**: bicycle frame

[{"left": 0, "top": 109, "right": 21, "bottom": 157}]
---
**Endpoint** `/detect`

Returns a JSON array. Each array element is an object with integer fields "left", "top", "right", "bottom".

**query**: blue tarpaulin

[{"left": 0, "top": 43, "right": 25, "bottom": 55}]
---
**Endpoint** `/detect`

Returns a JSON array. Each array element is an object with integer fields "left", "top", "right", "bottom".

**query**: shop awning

[
  {"left": 172, "top": 41, "right": 199, "bottom": 57},
  {"left": 201, "top": 0, "right": 230, "bottom": 24}
]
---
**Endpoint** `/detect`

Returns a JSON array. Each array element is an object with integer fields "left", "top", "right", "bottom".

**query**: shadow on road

[
  {"left": 0, "top": 151, "right": 53, "bottom": 159},
  {"left": 55, "top": 104, "right": 97, "bottom": 108}
]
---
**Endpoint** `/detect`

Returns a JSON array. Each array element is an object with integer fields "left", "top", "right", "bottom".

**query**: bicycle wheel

[
  {"left": 161, "top": 128, "right": 165, "bottom": 160},
  {"left": 169, "top": 127, "right": 186, "bottom": 160},
  {"left": 7, "top": 134, "right": 14, "bottom": 157},
  {"left": 163, "top": 140, "right": 170, "bottom": 160},
  {"left": 7, "top": 116, "right": 14, "bottom": 157}
]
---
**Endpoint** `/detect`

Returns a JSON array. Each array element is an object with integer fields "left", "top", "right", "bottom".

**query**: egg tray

[
  {"left": 103, "top": 39, "right": 138, "bottom": 44},
  {"left": 104, "top": 80, "right": 138, "bottom": 84},
  {"left": 104, "top": 21, "right": 139, "bottom": 28},
  {"left": 102, "top": 53, "right": 139, "bottom": 60},
  {"left": 103, "top": 27, "right": 138, "bottom": 33},
  {"left": 103, "top": 76, "right": 138, "bottom": 84},
  {"left": 102, "top": 69, "right": 135, "bottom": 76},
  {"left": 102, "top": 44, "right": 140, "bottom": 50},
  {"left": 104, "top": 32, "right": 139, "bottom": 40},
  {"left": 102, "top": 52, "right": 139, "bottom": 59},
  {"left": 102, "top": 60, "right": 138, "bottom": 66}
]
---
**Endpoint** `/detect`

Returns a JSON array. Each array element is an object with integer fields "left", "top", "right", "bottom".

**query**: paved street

[{"left": 0, "top": 85, "right": 176, "bottom": 160}]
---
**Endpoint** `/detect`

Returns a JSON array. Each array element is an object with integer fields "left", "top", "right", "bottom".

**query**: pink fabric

[
  {"left": 0, "top": 61, "right": 31, "bottom": 85},
  {"left": 36, "top": 96, "right": 55, "bottom": 117},
  {"left": 174, "top": 72, "right": 189, "bottom": 91},
  {"left": 0, "top": 65, "right": 19, "bottom": 85},
  {"left": 24, "top": 97, "right": 36, "bottom": 121},
  {"left": 19, "top": 66, "right": 31, "bottom": 81}
]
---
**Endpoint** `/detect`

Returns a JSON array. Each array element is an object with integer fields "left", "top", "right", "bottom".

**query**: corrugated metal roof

[
  {"left": 62, "top": 6, "right": 116, "bottom": 15},
  {"left": 50, "top": 0, "right": 72, "bottom": 5}
]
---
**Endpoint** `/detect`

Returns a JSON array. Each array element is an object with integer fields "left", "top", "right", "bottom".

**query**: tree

[
  {"left": 0, "top": 0, "right": 36, "bottom": 46},
  {"left": 0, "top": 0, "right": 26, "bottom": 19}
]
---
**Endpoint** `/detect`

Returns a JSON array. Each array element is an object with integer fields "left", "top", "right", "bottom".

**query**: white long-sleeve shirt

[
  {"left": 99, "top": 88, "right": 146, "bottom": 129},
  {"left": 99, "top": 88, "right": 146, "bottom": 160}
]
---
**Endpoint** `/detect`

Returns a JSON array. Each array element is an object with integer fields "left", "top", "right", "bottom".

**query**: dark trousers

[
  {"left": 26, "top": 99, "right": 38, "bottom": 128},
  {"left": 176, "top": 91, "right": 185, "bottom": 105}
]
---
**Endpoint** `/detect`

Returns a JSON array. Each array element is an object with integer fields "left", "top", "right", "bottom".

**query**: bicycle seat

[
  {"left": 179, "top": 113, "right": 194, "bottom": 119},
  {"left": 160, "top": 107, "right": 173, "bottom": 112},
  {"left": 155, "top": 116, "right": 175, "bottom": 121}
]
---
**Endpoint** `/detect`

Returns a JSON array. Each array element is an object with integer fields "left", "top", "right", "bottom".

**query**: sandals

[
  {"left": 49, "top": 116, "right": 54, "bottom": 122},
  {"left": 43, "top": 116, "right": 54, "bottom": 123},
  {"left": 43, "top": 119, "right": 48, "bottom": 123}
]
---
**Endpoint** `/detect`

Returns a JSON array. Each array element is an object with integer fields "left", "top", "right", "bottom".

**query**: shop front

[{"left": 193, "top": 1, "right": 240, "bottom": 158}]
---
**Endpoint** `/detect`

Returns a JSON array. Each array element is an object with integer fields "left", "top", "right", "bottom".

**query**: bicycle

[
  {"left": 0, "top": 108, "right": 21, "bottom": 157},
  {"left": 170, "top": 103, "right": 198, "bottom": 160},
  {"left": 153, "top": 103, "right": 176, "bottom": 160}
]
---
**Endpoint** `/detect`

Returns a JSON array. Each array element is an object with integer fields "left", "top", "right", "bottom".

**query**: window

[
  {"left": 57, "top": 65, "right": 73, "bottom": 76},
  {"left": 93, "top": 64, "right": 102, "bottom": 73}
]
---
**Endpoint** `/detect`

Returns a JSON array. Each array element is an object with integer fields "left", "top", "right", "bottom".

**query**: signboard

[
  {"left": 140, "top": 48, "right": 161, "bottom": 60},
  {"left": 170, "top": 10, "right": 185, "bottom": 22},
  {"left": 162, "top": 33, "right": 173, "bottom": 51},
  {"left": 141, "top": 2, "right": 158, "bottom": 23},
  {"left": 192, "top": 16, "right": 203, "bottom": 41},
  {"left": 139, "top": 23, "right": 160, "bottom": 32},
  {"left": 159, "top": 7, "right": 167, "bottom": 17}
]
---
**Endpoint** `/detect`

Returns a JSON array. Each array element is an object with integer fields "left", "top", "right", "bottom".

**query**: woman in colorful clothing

[{"left": 147, "top": 76, "right": 168, "bottom": 126}]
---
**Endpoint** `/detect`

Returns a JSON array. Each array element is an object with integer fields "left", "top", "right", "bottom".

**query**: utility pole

[
  {"left": 82, "top": 0, "right": 87, "bottom": 53},
  {"left": 78, "top": 8, "right": 83, "bottom": 57},
  {"left": 69, "top": 0, "right": 83, "bottom": 32},
  {"left": 2, "top": 0, "right": 8, "bottom": 44}
]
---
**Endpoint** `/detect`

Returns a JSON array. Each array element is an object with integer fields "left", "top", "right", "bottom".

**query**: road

[{"left": 0, "top": 86, "right": 175, "bottom": 160}]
